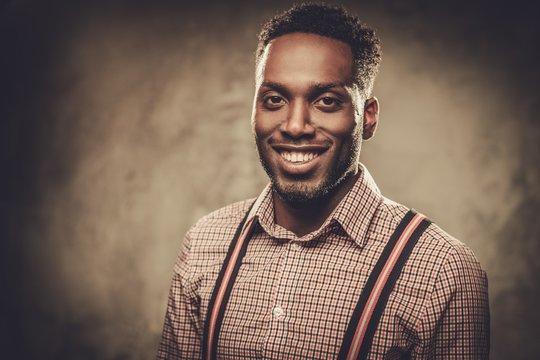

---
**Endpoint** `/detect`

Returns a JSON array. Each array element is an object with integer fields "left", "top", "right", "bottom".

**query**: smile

[{"left": 279, "top": 151, "right": 319, "bottom": 163}]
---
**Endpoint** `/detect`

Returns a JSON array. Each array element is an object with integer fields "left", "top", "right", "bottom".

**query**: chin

[
  {"left": 274, "top": 163, "right": 357, "bottom": 205},
  {"left": 257, "top": 141, "right": 358, "bottom": 205},
  {"left": 272, "top": 168, "right": 352, "bottom": 205},
  {"left": 274, "top": 183, "right": 327, "bottom": 205},
  {"left": 273, "top": 179, "right": 327, "bottom": 204}
]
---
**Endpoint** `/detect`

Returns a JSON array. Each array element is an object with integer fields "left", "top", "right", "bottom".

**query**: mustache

[{"left": 267, "top": 137, "right": 332, "bottom": 147}]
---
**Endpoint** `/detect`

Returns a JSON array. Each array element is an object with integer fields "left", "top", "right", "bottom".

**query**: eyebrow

[
  {"left": 260, "top": 81, "right": 290, "bottom": 96},
  {"left": 312, "top": 82, "right": 348, "bottom": 92},
  {"left": 260, "top": 81, "right": 348, "bottom": 96}
]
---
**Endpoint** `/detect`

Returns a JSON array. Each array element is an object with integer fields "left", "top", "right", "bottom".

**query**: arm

[
  {"left": 157, "top": 232, "right": 202, "bottom": 359},
  {"left": 413, "top": 246, "right": 490, "bottom": 359}
]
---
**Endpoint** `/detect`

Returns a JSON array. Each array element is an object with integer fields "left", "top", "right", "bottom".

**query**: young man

[{"left": 158, "top": 4, "right": 489, "bottom": 359}]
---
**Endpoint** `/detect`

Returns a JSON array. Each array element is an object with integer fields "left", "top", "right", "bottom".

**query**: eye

[
  {"left": 315, "top": 96, "right": 342, "bottom": 111},
  {"left": 321, "top": 97, "right": 336, "bottom": 105},
  {"left": 263, "top": 95, "right": 286, "bottom": 109}
]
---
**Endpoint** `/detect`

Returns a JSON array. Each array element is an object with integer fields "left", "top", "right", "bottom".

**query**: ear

[{"left": 363, "top": 97, "right": 379, "bottom": 140}]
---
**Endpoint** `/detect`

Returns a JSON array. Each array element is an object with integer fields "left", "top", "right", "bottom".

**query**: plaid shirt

[{"left": 158, "top": 166, "right": 489, "bottom": 359}]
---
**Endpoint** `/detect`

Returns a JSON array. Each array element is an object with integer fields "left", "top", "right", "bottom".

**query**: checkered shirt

[{"left": 157, "top": 166, "right": 490, "bottom": 359}]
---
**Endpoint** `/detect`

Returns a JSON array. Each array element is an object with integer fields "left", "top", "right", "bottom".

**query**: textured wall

[{"left": 2, "top": 0, "right": 539, "bottom": 359}]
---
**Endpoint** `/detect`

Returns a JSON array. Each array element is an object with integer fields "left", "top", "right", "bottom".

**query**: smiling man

[{"left": 158, "top": 4, "right": 489, "bottom": 359}]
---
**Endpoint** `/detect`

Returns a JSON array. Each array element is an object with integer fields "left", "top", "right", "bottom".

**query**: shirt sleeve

[
  {"left": 157, "top": 232, "right": 203, "bottom": 359},
  {"left": 413, "top": 245, "right": 490, "bottom": 359}
]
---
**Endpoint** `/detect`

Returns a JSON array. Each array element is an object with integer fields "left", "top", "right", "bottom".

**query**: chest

[{"left": 189, "top": 230, "right": 424, "bottom": 359}]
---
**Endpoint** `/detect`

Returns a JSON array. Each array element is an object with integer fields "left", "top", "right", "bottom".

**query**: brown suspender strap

[
  {"left": 338, "top": 210, "right": 431, "bottom": 360},
  {"left": 203, "top": 201, "right": 256, "bottom": 360},
  {"left": 203, "top": 206, "right": 430, "bottom": 360}
]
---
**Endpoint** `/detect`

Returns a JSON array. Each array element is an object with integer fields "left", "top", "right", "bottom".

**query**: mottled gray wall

[{"left": 1, "top": 0, "right": 539, "bottom": 359}]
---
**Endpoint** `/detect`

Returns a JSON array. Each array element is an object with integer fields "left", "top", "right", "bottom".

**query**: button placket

[
  {"left": 290, "top": 241, "right": 302, "bottom": 251},
  {"left": 273, "top": 305, "right": 284, "bottom": 319},
  {"left": 264, "top": 240, "right": 289, "bottom": 353}
]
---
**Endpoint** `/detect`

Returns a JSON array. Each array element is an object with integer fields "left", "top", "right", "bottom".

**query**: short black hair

[{"left": 256, "top": 3, "right": 382, "bottom": 98}]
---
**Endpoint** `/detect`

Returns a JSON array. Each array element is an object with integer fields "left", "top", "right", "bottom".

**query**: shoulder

[
  {"left": 377, "top": 196, "right": 483, "bottom": 270},
  {"left": 376, "top": 196, "right": 486, "bottom": 293},
  {"left": 189, "top": 198, "right": 256, "bottom": 236},
  {"left": 374, "top": 197, "right": 487, "bottom": 323},
  {"left": 183, "top": 198, "right": 256, "bottom": 269}
]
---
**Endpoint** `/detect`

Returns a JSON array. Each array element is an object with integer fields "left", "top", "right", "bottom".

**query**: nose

[{"left": 280, "top": 100, "right": 315, "bottom": 138}]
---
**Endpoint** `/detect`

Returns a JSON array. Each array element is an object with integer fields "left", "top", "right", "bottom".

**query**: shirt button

[
  {"left": 290, "top": 242, "right": 302, "bottom": 251},
  {"left": 273, "top": 306, "right": 284, "bottom": 318}
]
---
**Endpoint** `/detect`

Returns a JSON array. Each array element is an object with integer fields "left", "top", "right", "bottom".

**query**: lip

[
  {"left": 271, "top": 143, "right": 330, "bottom": 153},
  {"left": 270, "top": 143, "right": 330, "bottom": 176}
]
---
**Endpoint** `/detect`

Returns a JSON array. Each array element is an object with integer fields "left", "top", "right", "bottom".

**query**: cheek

[
  {"left": 253, "top": 109, "right": 280, "bottom": 138},
  {"left": 315, "top": 110, "right": 357, "bottom": 140}
]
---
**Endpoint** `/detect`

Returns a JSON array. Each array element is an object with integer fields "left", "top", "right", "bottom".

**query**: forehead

[{"left": 258, "top": 32, "right": 354, "bottom": 85}]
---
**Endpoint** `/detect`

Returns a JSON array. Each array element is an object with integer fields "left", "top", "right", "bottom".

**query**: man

[{"left": 158, "top": 4, "right": 489, "bottom": 359}]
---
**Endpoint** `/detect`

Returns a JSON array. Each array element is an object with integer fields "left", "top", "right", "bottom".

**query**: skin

[{"left": 252, "top": 32, "right": 379, "bottom": 237}]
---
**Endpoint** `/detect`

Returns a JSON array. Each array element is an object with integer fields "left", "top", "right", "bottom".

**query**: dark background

[{"left": 2, "top": 0, "right": 539, "bottom": 359}]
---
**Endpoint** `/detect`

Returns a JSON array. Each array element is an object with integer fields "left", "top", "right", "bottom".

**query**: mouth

[
  {"left": 270, "top": 144, "right": 330, "bottom": 174},
  {"left": 278, "top": 150, "right": 319, "bottom": 163}
]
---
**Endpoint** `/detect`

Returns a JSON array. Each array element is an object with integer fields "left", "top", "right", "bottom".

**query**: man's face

[{"left": 252, "top": 32, "right": 364, "bottom": 204}]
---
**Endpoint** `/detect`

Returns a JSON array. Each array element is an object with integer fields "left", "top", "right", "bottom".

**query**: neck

[{"left": 273, "top": 171, "right": 360, "bottom": 237}]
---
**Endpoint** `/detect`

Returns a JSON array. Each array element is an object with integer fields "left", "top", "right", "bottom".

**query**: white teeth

[{"left": 280, "top": 151, "right": 319, "bottom": 163}]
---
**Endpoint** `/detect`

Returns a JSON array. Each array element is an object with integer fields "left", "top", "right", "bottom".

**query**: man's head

[
  {"left": 256, "top": 3, "right": 381, "bottom": 100},
  {"left": 252, "top": 4, "right": 381, "bottom": 205}
]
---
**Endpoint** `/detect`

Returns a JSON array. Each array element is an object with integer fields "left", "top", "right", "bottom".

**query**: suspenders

[
  {"left": 338, "top": 210, "right": 430, "bottom": 360},
  {"left": 203, "top": 207, "right": 431, "bottom": 360},
  {"left": 203, "top": 202, "right": 256, "bottom": 360}
]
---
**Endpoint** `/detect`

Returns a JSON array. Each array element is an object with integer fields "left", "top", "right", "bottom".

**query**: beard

[{"left": 255, "top": 128, "right": 363, "bottom": 206}]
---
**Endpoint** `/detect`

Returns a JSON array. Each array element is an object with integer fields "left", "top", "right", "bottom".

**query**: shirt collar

[
  {"left": 331, "top": 164, "right": 382, "bottom": 248},
  {"left": 245, "top": 164, "right": 382, "bottom": 248}
]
